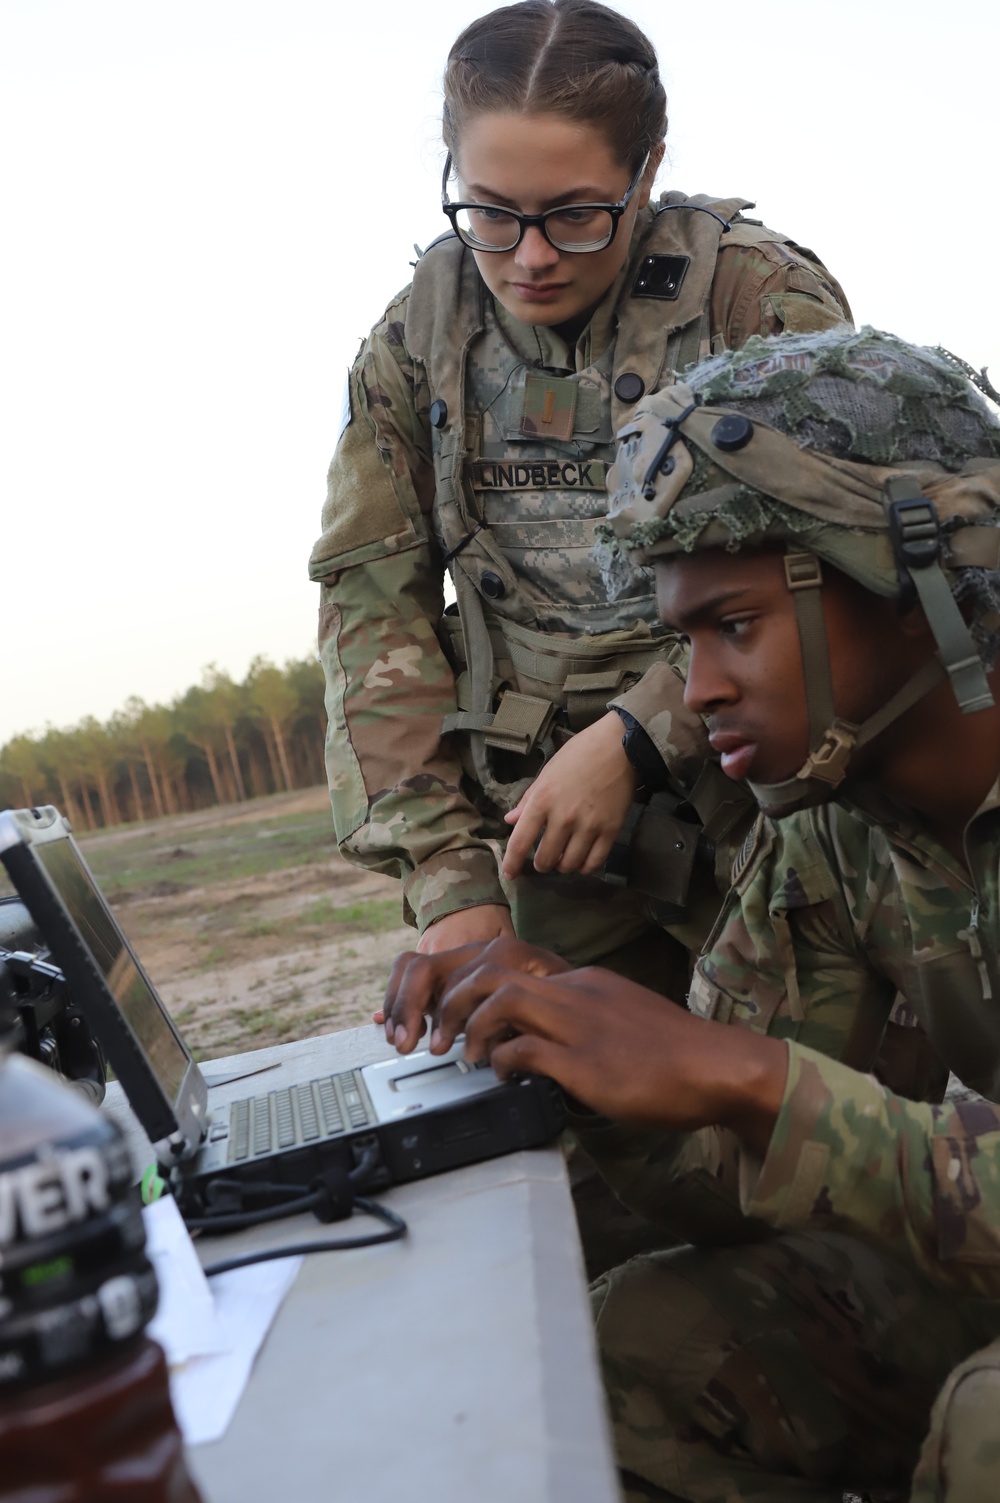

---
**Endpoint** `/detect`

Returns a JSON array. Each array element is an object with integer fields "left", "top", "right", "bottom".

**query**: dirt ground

[{"left": 76, "top": 787, "right": 415, "bottom": 1060}]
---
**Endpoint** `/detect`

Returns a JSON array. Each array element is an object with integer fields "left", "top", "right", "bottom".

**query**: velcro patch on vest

[
  {"left": 631, "top": 254, "right": 691, "bottom": 301},
  {"left": 518, "top": 371, "right": 578, "bottom": 441},
  {"left": 470, "top": 459, "right": 608, "bottom": 491}
]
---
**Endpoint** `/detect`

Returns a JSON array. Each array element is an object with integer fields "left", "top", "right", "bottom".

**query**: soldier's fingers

[
  {"left": 530, "top": 815, "right": 581, "bottom": 873},
  {"left": 382, "top": 948, "right": 467, "bottom": 1053},
  {"left": 462, "top": 973, "right": 572, "bottom": 1062},
  {"left": 487, "top": 1030, "right": 566, "bottom": 1084},
  {"left": 555, "top": 825, "right": 603, "bottom": 874},
  {"left": 382, "top": 950, "right": 419, "bottom": 1042},
  {"left": 479, "top": 936, "right": 574, "bottom": 979},
  {"left": 501, "top": 803, "right": 548, "bottom": 878},
  {"left": 489, "top": 1030, "right": 611, "bottom": 1116},
  {"left": 578, "top": 830, "right": 617, "bottom": 876},
  {"left": 420, "top": 939, "right": 551, "bottom": 1051},
  {"left": 431, "top": 960, "right": 517, "bottom": 1053}
]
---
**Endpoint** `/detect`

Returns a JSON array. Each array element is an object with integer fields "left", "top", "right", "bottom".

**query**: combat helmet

[{"left": 598, "top": 327, "right": 1000, "bottom": 816}]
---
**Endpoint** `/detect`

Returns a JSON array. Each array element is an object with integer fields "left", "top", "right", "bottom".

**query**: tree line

[{"left": 0, "top": 656, "right": 328, "bottom": 830}]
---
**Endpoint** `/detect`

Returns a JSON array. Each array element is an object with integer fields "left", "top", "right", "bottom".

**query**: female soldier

[{"left": 309, "top": 0, "right": 850, "bottom": 994}]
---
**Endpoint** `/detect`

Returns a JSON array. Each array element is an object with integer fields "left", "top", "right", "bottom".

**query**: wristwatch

[{"left": 611, "top": 706, "right": 671, "bottom": 792}]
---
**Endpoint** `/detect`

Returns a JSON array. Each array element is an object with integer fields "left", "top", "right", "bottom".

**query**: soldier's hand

[
  {"left": 372, "top": 906, "right": 516, "bottom": 1029},
  {"left": 502, "top": 712, "right": 638, "bottom": 879},
  {"left": 416, "top": 904, "right": 515, "bottom": 955},
  {"left": 382, "top": 936, "right": 570, "bottom": 1055},
  {"left": 446, "top": 962, "right": 786, "bottom": 1152}
]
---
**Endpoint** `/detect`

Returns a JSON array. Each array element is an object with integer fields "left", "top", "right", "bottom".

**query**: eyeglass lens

[{"left": 453, "top": 204, "right": 615, "bottom": 254}]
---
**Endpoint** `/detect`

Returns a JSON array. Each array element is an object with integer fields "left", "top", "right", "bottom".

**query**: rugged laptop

[{"left": 0, "top": 807, "right": 564, "bottom": 1206}]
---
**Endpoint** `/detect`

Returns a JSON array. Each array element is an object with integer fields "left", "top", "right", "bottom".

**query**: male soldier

[{"left": 382, "top": 327, "right": 1000, "bottom": 1500}]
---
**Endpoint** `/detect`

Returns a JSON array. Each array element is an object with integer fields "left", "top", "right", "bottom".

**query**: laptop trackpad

[{"left": 361, "top": 1041, "right": 500, "bottom": 1121}]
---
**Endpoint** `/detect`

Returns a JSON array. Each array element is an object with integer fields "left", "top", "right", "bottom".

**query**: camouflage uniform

[
  {"left": 745, "top": 1047, "right": 1000, "bottom": 1503},
  {"left": 587, "top": 330, "right": 1000, "bottom": 1500},
  {"left": 556, "top": 762, "right": 1000, "bottom": 1242},
  {"left": 590, "top": 1044, "right": 1000, "bottom": 1502},
  {"left": 586, "top": 793, "right": 1000, "bottom": 1496},
  {"left": 691, "top": 785, "right": 1000, "bottom": 1098},
  {"left": 309, "top": 194, "right": 849, "bottom": 968}
]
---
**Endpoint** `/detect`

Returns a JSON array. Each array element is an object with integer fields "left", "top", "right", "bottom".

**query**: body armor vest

[{"left": 404, "top": 191, "right": 788, "bottom": 810}]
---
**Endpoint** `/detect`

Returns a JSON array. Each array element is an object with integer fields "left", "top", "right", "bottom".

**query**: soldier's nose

[
  {"left": 683, "top": 651, "right": 739, "bottom": 716},
  {"left": 514, "top": 226, "right": 561, "bottom": 272}
]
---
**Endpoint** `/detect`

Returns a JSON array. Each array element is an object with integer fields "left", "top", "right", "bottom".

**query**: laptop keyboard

[{"left": 227, "top": 1070, "right": 374, "bottom": 1163}]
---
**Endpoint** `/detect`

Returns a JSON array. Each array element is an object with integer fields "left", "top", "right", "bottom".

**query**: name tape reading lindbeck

[{"left": 471, "top": 459, "right": 608, "bottom": 492}]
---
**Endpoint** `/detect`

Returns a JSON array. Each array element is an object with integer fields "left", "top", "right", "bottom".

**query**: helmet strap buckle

[
  {"left": 784, "top": 551, "right": 824, "bottom": 592},
  {"left": 884, "top": 477, "right": 994, "bottom": 715},
  {"left": 798, "top": 719, "right": 859, "bottom": 786}
]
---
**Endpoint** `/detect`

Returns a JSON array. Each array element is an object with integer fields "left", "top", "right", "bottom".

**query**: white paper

[
  {"left": 144, "top": 1198, "right": 225, "bottom": 1365},
  {"left": 142, "top": 1197, "right": 302, "bottom": 1446},
  {"left": 172, "top": 1256, "right": 303, "bottom": 1446}
]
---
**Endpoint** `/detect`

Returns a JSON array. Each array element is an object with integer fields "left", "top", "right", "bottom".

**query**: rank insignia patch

[{"left": 518, "top": 371, "right": 578, "bottom": 441}]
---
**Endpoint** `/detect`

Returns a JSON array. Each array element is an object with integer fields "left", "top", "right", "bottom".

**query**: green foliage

[
  {"left": 300, "top": 896, "right": 402, "bottom": 932},
  {"left": 86, "top": 808, "right": 337, "bottom": 900},
  {"left": 0, "top": 655, "right": 328, "bottom": 829}
]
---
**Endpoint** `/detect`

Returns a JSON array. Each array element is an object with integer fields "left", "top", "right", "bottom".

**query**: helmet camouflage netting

[{"left": 597, "top": 325, "right": 1000, "bottom": 662}]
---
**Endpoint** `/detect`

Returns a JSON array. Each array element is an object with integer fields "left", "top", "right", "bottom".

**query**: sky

[{"left": 2, "top": 0, "right": 997, "bottom": 747}]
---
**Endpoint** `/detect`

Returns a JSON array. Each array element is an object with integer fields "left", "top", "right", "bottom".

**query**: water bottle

[{"left": 0, "top": 963, "right": 202, "bottom": 1502}]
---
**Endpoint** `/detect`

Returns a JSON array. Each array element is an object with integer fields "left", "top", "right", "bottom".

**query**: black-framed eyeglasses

[{"left": 440, "top": 151, "right": 650, "bottom": 255}]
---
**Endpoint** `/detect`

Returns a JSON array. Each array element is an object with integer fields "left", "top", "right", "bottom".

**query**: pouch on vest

[{"left": 602, "top": 791, "right": 717, "bottom": 919}]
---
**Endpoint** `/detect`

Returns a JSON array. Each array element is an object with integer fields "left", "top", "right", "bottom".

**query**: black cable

[
  {"left": 201, "top": 1197, "right": 407, "bottom": 1277},
  {"left": 654, "top": 201, "right": 736, "bottom": 231},
  {"left": 181, "top": 1152, "right": 406, "bottom": 1265},
  {"left": 349, "top": 1143, "right": 381, "bottom": 1186},
  {"left": 184, "top": 1189, "right": 324, "bottom": 1235}
]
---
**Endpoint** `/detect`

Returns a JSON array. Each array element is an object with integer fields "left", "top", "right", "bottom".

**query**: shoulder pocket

[
  {"left": 760, "top": 291, "right": 847, "bottom": 335},
  {"left": 309, "top": 364, "right": 429, "bottom": 581}
]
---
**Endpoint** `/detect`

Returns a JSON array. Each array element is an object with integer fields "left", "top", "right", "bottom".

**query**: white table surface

[{"left": 104, "top": 1025, "right": 622, "bottom": 1503}]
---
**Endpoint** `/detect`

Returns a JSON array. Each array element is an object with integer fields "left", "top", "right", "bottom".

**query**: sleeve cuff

[
  {"left": 739, "top": 1042, "right": 886, "bottom": 1230},
  {"left": 611, "top": 661, "right": 711, "bottom": 793},
  {"left": 404, "top": 846, "right": 508, "bottom": 934}
]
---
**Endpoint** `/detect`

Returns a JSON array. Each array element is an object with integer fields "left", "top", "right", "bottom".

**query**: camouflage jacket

[
  {"left": 310, "top": 200, "right": 850, "bottom": 932},
  {"left": 690, "top": 781, "right": 1000, "bottom": 1100},
  {"left": 568, "top": 780, "right": 1000, "bottom": 1242},
  {"left": 743, "top": 1042, "right": 1000, "bottom": 1299}
]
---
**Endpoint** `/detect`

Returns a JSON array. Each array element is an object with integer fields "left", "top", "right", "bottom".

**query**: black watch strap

[{"left": 611, "top": 707, "right": 671, "bottom": 792}]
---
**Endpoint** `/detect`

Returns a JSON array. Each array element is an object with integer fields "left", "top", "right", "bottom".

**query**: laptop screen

[{"left": 33, "top": 835, "right": 191, "bottom": 1101}]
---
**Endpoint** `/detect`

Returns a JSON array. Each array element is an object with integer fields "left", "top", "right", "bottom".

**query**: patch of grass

[
  {"left": 300, "top": 898, "right": 337, "bottom": 926},
  {"left": 241, "top": 918, "right": 278, "bottom": 939},
  {"left": 296, "top": 1007, "right": 333, "bottom": 1028},
  {"left": 230, "top": 1005, "right": 281, "bottom": 1037},
  {"left": 302, "top": 896, "right": 402, "bottom": 933},
  {"left": 81, "top": 811, "right": 339, "bottom": 902}
]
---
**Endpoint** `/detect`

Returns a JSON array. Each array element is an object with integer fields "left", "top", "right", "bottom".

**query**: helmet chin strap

[{"left": 747, "top": 518, "right": 993, "bottom": 818}]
